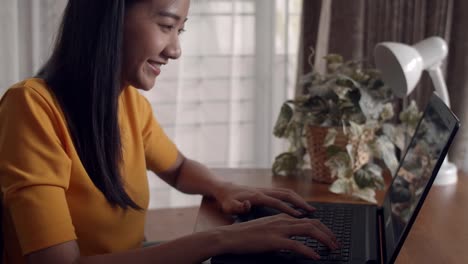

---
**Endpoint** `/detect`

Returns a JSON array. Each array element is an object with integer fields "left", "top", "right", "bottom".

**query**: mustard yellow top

[{"left": 0, "top": 78, "right": 178, "bottom": 263}]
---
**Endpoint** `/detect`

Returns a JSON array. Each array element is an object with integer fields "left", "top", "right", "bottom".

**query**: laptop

[{"left": 212, "top": 93, "right": 460, "bottom": 264}]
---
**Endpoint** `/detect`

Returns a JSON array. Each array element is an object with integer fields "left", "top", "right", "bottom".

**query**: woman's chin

[
  {"left": 134, "top": 76, "right": 156, "bottom": 91},
  {"left": 139, "top": 83, "right": 154, "bottom": 91}
]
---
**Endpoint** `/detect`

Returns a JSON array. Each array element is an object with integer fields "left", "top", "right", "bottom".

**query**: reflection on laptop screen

[
  {"left": 383, "top": 98, "right": 455, "bottom": 260},
  {"left": 390, "top": 104, "right": 450, "bottom": 235}
]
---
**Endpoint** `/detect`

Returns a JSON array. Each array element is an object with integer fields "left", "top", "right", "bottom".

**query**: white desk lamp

[{"left": 374, "top": 36, "right": 457, "bottom": 185}]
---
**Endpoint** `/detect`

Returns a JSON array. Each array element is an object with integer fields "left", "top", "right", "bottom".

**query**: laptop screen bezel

[{"left": 381, "top": 93, "right": 460, "bottom": 264}]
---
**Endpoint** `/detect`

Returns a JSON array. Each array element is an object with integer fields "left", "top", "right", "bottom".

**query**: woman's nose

[{"left": 163, "top": 34, "right": 182, "bottom": 60}]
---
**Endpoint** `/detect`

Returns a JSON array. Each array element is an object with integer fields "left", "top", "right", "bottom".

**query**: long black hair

[{"left": 37, "top": 0, "right": 141, "bottom": 210}]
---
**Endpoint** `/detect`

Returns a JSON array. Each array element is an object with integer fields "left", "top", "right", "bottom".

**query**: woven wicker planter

[{"left": 306, "top": 125, "right": 348, "bottom": 183}]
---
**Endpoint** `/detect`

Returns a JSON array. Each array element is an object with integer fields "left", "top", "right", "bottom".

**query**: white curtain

[
  {"left": 143, "top": 0, "right": 302, "bottom": 208},
  {"left": 0, "top": 0, "right": 302, "bottom": 209},
  {"left": 142, "top": 0, "right": 302, "bottom": 170},
  {"left": 0, "top": 0, "right": 66, "bottom": 92}
]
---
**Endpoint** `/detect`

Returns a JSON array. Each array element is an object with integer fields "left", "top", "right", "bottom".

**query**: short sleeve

[
  {"left": 0, "top": 87, "right": 76, "bottom": 255},
  {"left": 140, "top": 96, "right": 178, "bottom": 173}
]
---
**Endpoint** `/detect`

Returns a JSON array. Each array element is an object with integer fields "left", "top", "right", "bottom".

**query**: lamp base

[{"left": 433, "top": 160, "right": 458, "bottom": 185}]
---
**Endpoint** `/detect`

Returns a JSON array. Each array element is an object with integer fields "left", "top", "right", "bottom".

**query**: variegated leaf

[
  {"left": 346, "top": 143, "right": 355, "bottom": 168},
  {"left": 359, "top": 89, "right": 385, "bottom": 120},
  {"left": 376, "top": 136, "right": 399, "bottom": 176},
  {"left": 273, "top": 103, "right": 293, "bottom": 137},
  {"left": 329, "top": 178, "right": 352, "bottom": 194},
  {"left": 332, "top": 85, "right": 351, "bottom": 100},
  {"left": 325, "top": 152, "right": 351, "bottom": 179},
  {"left": 323, "top": 128, "right": 338, "bottom": 147},
  {"left": 380, "top": 103, "right": 394, "bottom": 121},
  {"left": 352, "top": 187, "right": 377, "bottom": 203},
  {"left": 382, "top": 124, "right": 406, "bottom": 152},
  {"left": 348, "top": 121, "right": 363, "bottom": 139}
]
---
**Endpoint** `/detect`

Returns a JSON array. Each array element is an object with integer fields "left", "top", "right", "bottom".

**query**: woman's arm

[
  {"left": 28, "top": 214, "right": 339, "bottom": 264},
  {"left": 157, "top": 151, "right": 316, "bottom": 215},
  {"left": 27, "top": 230, "right": 225, "bottom": 264},
  {"left": 157, "top": 151, "right": 226, "bottom": 198}
]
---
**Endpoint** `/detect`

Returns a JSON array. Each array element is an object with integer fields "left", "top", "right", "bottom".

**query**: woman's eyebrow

[{"left": 157, "top": 10, "right": 188, "bottom": 22}]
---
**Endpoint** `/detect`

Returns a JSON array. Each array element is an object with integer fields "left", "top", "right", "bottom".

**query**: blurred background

[{"left": 1, "top": 0, "right": 467, "bottom": 210}]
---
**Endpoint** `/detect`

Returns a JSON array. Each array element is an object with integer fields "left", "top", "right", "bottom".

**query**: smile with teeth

[{"left": 147, "top": 60, "right": 162, "bottom": 76}]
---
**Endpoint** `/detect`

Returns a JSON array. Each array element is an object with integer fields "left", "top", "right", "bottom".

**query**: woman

[{"left": 0, "top": 0, "right": 339, "bottom": 263}]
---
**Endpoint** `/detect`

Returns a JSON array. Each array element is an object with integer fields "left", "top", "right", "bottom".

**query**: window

[{"left": 144, "top": 0, "right": 303, "bottom": 208}]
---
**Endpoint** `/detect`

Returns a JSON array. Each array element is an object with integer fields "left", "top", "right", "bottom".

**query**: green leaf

[
  {"left": 399, "top": 100, "right": 423, "bottom": 135},
  {"left": 326, "top": 145, "right": 343, "bottom": 157},
  {"left": 323, "top": 54, "right": 344, "bottom": 64},
  {"left": 332, "top": 85, "right": 351, "bottom": 100},
  {"left": 335, "top": 74, "right": 361, "bottom": 89},
  {"left": 367, "top": 79, "right": 393, "bottom": 101},
  {"left": 272, "top": 152, "right": 300, "bottom": 176},
  {"left": 354, "top": 164, "right": 384, "bottom": 189},
  {"left": 325, "top": 152, "right": 352, "bottom": 179},
  {"left": 273, "top": 103, "right": 293, "bottom": 138}
]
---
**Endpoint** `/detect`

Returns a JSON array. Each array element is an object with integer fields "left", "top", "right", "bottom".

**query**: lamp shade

[{"left": 374, "top": 36, "right": 448, "bottom": 98}]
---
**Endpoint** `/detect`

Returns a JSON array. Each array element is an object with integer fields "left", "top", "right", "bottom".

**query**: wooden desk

[{"left": 194, "top": 168, "right": 468, "bottom": 263}]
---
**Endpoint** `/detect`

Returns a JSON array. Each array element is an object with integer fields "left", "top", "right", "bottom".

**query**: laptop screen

[{"left": 382, "top": 94, "right": 459, "bottom": 263}]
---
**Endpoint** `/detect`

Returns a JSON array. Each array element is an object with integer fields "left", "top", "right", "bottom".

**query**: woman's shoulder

[
  {"left": 0, "top": 78, "right": 65, "bottom": 125},
  {"left": 2, "top": 77, "right": 56, "bottom": 106}
]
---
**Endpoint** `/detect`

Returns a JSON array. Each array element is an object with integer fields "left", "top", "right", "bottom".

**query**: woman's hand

[
  {"left": 217, "top": 213, "right": 340, "bottom": 260},
  {"left": 213, "top": 182, "right": 315, "bottom": 216}
]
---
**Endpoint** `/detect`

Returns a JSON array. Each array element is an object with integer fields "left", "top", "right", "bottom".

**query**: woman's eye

[
  {"left": 160, "top": 24, "right": 174, "bottom": 31},
  {"left": 159, "top": 24, "right": 186, "bottom": 35}
]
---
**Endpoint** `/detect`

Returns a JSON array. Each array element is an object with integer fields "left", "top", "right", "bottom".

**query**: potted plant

[{"left": 272, "top": 52, "right": 422, "bottom": 203}]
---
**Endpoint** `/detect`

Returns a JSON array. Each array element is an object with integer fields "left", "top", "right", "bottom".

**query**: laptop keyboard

[{"left": 277, "top": 204, "right": 353, "bottom": 262}]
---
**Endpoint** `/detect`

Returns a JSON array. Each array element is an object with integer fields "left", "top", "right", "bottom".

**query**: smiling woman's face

[{"left": 122, "top": 0, "right": 189, "bottom": 90}]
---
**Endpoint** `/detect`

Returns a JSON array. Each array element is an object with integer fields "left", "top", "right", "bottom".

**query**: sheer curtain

[
  {"left": 144, "top": 0, "right": 303, "bottom": 208},
  {"left": 0, "top": 0, "right": 303, "bottom": 208},
  {"left": 0, "top": 0, "right": 65, "bottom": 93},
  {"left": 142, "top": 0, "right": 302, "bottom": 169}
]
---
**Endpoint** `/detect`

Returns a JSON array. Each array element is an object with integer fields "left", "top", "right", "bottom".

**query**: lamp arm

[
  {"left": 427, "top": 65, "right": 458, "bottom": 186},
  {"left": 427, "top": 66, "right": 451, "bottom": 107}
]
